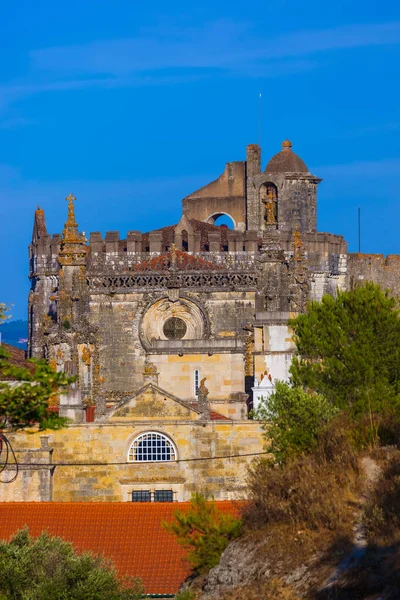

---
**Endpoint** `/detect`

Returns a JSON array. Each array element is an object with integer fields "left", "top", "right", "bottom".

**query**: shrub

[
  {"left": 163, "top": 493, "right": 242, "bottom": 575},
  {"left": 0, "top": 528, "right": 144, "bottom": 600},
  {"left": 363, "top": 450, "right": 400, "bottom": 545},
  {"left": 255, "top": 381, "right": 338, "bottom": 464},
  {"left": 247, "top": 420, "right": 359, "bottom": 531},
  {"left": 175, "top": 590, "right": 198, "bottom": 600}
]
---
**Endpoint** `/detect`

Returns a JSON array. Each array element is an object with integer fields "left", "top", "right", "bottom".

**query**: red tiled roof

[
  {"left": 132, "top": 249, "right": 220, "bottom": 272},
  {"left": 192, "top": 403, "right": 231, "bottom": 421},
  {"left": 0, "top": 343, "right": 34, "bottom": 380},
  {"left": 0, "top": 501, "right": 242, "bottom": 595}
]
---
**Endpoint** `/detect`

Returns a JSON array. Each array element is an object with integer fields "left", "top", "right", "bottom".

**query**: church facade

[{"left": 4, "top": 139, "right": 396, "bottom": 502}]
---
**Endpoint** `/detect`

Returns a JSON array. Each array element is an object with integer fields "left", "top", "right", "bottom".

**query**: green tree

[
  {"left": 0, "top": 304, "right": 8, "bottom": 323},
  {"left": 289, "top": 283, "right": 400, "bottom": 418},
  {"left": 0, "top": 528, "right": 144, "bottom": 600},
  {"left": 0, "top": 304, "right": 73, "bottom": 430},
  {"left": 0, "top": 353, "right": 73, "bottom": 430},
  {"left": 163, "top": 493, "right": 242, "bottom": 574},
  {"left": 255, "top": 381, "right": 338, "bottom": 464}
]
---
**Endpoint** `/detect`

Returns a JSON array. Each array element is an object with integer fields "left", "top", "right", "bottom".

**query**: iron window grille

[
  {"left": 194, "top": 369, "right": 200, "bottom": 396},
  {"left": 132, "top": 490, "right": 151, "bottom": 503},
  {"left": 128, "top": 432, "right": 177, "bottom": 462},
  {"left": 154, "top": 490, "right": 174, "bottom": 502},
  {"left": 132, "top": 490, "right": 175, "bottom": 503}
]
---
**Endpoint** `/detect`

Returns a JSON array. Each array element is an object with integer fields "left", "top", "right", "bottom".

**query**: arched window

[
  {"left": 128, "top": 432, "right": 177, "bottom": 462},
  {"left": 194, "top": 369, "right": 200, "bottom": 397},
  {"left": 181, "top": 229, "right": 189, "bottom": 252}
]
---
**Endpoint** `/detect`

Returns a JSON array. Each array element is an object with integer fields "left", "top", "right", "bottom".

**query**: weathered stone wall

[
  {"left": 347, "top": 253, "right": 400, "bottom": 296},
  {"left": 88, "top": 290, "right": 255, "bottom": 404}
]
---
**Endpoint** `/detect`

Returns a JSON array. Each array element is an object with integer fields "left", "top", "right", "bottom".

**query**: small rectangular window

[
  {"left": 154, "top": 490, "right": 174, "bottom": 502},
  {"left": 194, "top": 369, "right": 199, "bottom": 396},
  {"left": 132, "top": 490, "right": 151, "bottom": 502}
]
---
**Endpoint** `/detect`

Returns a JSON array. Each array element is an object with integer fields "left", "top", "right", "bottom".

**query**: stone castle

[{"left": 4, "top": 140, "right": 398, "bottom": 503}]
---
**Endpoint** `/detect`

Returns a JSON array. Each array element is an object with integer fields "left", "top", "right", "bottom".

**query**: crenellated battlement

[{"left": 347, "top": 253, "right": 400, "bottom": 296}]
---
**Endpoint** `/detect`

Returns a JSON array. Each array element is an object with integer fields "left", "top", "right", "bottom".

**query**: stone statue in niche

[{"left": 261, "top": 187, "right": 277, "bottom": 225}]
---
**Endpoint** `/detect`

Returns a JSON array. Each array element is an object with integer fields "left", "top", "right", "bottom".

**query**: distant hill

[{"left": 0, "top": 320, "right": 28, "bottom": 349}]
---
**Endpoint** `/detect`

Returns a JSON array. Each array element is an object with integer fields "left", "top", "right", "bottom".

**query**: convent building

[{"left": 4, "top": 140, "right": 395, "bottom": 503}]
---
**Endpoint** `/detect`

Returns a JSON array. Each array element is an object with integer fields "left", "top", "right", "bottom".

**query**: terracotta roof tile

[
  {"left": 0, "top": 501, "right": 241, "bottom": 595},
  {"left": 192, "top": 403, "right": 231, "bottom": 421},
  {"left": 0, "top": 343, "right": 34, "bottom": 380}
]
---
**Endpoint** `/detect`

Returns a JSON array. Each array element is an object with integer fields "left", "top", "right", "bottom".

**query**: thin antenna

[
  {"left": 258, "top": 92, "right": 262, "bottom": 146},
  {"left": 358, "top": 207, "right": 361, "bottom": 253}
]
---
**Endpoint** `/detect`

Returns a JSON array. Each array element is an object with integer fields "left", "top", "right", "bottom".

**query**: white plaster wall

[
  {"left": 265, "top": 352, "right": 293, "bottom": 382},
  {"left": 267, "top": 325, "right": 294, "bottom": 352}
]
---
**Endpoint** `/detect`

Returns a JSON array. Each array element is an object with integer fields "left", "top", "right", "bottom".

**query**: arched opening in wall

[
  {"left": 181, "top": 229, "right": 189, "bottom": 252},
  {"left": 260, "top": 183, "right": 278, "bottom": 225},
  {"left": 207, "top": 213, "right": 235, "bottom": 229}
]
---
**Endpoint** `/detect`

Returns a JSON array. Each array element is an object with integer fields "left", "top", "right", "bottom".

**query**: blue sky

[{"left": 0, "top": 0, "right": 399, "bottom": 319}]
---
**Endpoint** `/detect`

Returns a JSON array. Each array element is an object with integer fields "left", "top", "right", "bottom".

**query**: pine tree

[{"left": 289, "top": 283, "right": 400, "bottom": 418}]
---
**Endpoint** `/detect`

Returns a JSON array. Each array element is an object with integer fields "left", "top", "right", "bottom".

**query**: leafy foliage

[
  {"left": 0, "top": 528, "right": 144, "bottom": 600},
  {"left": 0, "top": 304, "right": 11, "bottom": 326},
  {"left": 163, "top": 493, "right": 242, "bottom": 574},
  {"left": 0, "top": 348, "right": 73, "bottom": 430},
  {"left": 289, "top": 283, "right": 400, "bottom": 418},
  {"left": 0, "top": 302, "right": 73, "bottom": 430},
  {"left": 255, "top": 381, "right": 338, "bottom": 464}
]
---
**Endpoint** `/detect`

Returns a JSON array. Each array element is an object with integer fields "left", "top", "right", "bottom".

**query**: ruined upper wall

[
  {"left": 182, "top": 162, "right": 246, "bottom": 230},
  {"left": 347, "top": 253, "right": 400, "bottom": 296},
  {"left": 184, "top": 161, "right": 245, "bottom": 199}
]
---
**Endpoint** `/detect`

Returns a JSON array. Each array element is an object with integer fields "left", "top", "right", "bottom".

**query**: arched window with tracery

[{"left": 128, "top": 432, "right": 177, "bottom": 462}]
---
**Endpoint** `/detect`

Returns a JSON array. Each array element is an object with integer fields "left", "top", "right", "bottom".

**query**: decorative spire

[
  {"left": 282, "top": 139, "right": 292, "bottom": 150},
  {"left": 62, "top": 193, "right": 81, "bottom": 242},
  {"left": 170, "top": 243, "right": 178, "bottom": 269},
  {"left": 59, "top": 193, "right": 87, "bottom": 265},
  {"left": 65, "top": 194, "right": 77, "bottom": 227},
  {"left": 143, "top": 360, "right": 159, "bottom": 385},
  {"left": 293, "top": 224, "right": 303, "bottom": 262}
]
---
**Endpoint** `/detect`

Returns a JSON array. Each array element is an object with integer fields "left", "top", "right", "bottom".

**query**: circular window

[{"left": 163, "top": 317, "right": 187, "bottom": 340}]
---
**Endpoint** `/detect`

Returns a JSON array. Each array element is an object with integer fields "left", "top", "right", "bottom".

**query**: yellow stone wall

[
  {"left": 2, "top": 420, "right": 264, "bottom": 503},
  {"left": 153, "top": 353, "right": 244, "bottom": 402}
]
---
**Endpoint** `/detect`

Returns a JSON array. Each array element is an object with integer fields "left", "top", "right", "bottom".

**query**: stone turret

[{"left": 263, "top": 140, "right": 321, "bottom": 233}]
